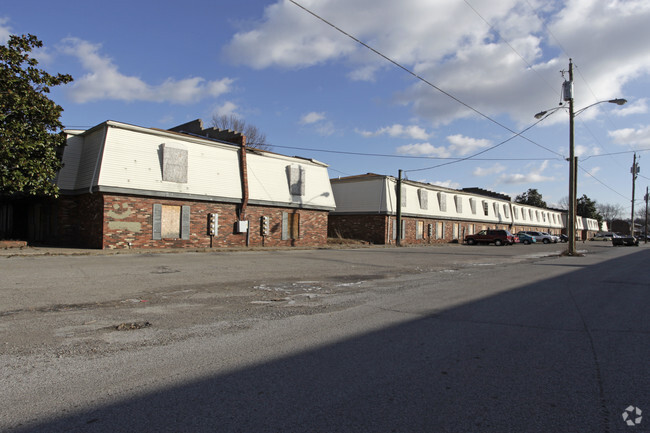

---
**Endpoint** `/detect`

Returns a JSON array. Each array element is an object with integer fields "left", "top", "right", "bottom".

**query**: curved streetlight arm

[
  {"left": 534, "top": 98, "right": 627, "bottom": 120},
  {"left": 574, "top": 98, "right": 627, "bottom": 117}
]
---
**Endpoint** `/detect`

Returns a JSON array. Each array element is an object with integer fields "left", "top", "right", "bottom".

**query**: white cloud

[
  {"left": 615, "top": 98, "right": 648, "bottom": 116},
  {"left": 497, "top": 160, "right": 552, "bottom": 185},
  {"left": 396, "top": 134, "right": 490, "bottom": 158},
  {"left": 300, "top": 111, "right": 326, "bottom": 124},
  {"left": 223, "top": 0, "right": 650, "bottom": 128},
  {"left": 396, "top": 142, "right": 450, "bottom": 158},
  {"left": 446, "top": 134, "right": 491, "bottom": 156},
  {"left": 473, "top": 163, "right": 506, "bottom": 177},
  {"left": 59, "top": 38, "right": 234, "bottom": 104},
  {"left": 430, "top": 179, "right": 461, "bottom": 189},
  {"left": 0, "top": 17, "right": 11, "bottom": 44},
  {"left": 299, "top": 111, "right": 334, "bottom": 136},
  {"left": 213, "top": 101, "right": 239, "bottom": 117},
  {"left": 609, "top": 125, "right": 650, "bottom": 146},
  {"left": 359, "top": 124, "right": 430, "bottom": 140}
]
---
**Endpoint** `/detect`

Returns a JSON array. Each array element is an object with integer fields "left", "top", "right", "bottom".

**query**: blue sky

[{"left": 2, "top": 0, "right": 650, "bottom": 216}]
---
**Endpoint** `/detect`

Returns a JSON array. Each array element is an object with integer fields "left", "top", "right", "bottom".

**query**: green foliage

[
  {"left": 577, "top": 194, "right": 602, "bottom": 223},
  {"left": 0, "top": 34, "right": 73, "bottom": 197},
  {"left": 514, "top": 188, "right": 547, "bottom": 208}
]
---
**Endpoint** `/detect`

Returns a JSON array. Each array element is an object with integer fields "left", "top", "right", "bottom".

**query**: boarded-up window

[
  {"left": 514, "top": 207, "right": 519, "bottom": 219},
  {"left": 437, "top": 192, "right": 447, "bottom": 212},
  {"left": 416, "top": 221, "right": 424, "bottom": 239},
  {"left": 418, "top": 189, "right": 428, "bottom": 210},
  {"left": 392, "top": 219, "right": 397, "bottom": 240},
  {"left": 286, "top": 165, "right": 306, "bottom": 196},
  {"left": 282, "top": 212, "right": 300, "bottom": 240},
  {"left": 470, "top": 198, "right": 477, "bottom": 215},
  {"left": 482, "top": 201, "right": 489, "bottom": 216},
  {"left": 454, "top": 195, "right": 463, "bottom": 213},
  {"left": 453, "top": 223, "right": 459, "bottom": 239},
  {"left": 436, "top": 221, "right": 444, "bottom": 240},
  {"left": 162, "top": 144, "right": 188, "bottom": 183},
  {"left": 400, "top": 186, "right": 407, "bottom": 207},
  {"left": 152, "top": 204, "right": 190, "bottom": 240},
  {"left": 503, "top": 204, "right": 510, "bottom": 219},
  {"left": 493, "top": 203, "right": 499, "bottom": 217},
  {"left": 401, "top": 220, "right": 406, "bottom": 239}
]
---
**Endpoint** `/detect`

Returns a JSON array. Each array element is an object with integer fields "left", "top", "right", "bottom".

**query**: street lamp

[{"left": 534, "top": 59, "right": 627, "bottom": 256}]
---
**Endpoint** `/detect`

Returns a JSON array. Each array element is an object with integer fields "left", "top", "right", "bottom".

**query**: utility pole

[
  {"left": 643, "top": 186, "right": 648, "bottom": 244},
  {"left": 630, "top": 153, "right": 639, "bottom": 236},
  {"left": 566, "top": 59, "right": 577, "bottom": 255},
  {"left": 396, "top": 169, "right": 402, "bottom": 246}
]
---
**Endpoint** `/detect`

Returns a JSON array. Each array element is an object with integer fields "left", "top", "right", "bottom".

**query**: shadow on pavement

[{"left": 13, "top": 250, "right": 650, "bottom": 433}]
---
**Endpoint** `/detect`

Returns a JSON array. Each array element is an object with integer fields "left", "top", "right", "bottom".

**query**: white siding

[
  {"left": 247, "top": 153, "right": 335, "bottom": 208},
  {"left": 331, "top": 175, "right": 568, "bottom": 230},
  {"left": 330, "top": 177, "right": 391, "bottom": 213},
  {"left": 59, "top": 121, "right": 335, "bottom": 210},
  {"left": 97, "top": 126, "right": 241, "bottom": 199}
]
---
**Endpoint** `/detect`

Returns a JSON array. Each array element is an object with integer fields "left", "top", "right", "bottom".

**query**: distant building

[{"left": 328, "top": 174, "right": 580, "bottom": 245}]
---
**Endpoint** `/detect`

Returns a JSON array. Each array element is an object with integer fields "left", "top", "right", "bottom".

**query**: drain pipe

[{"left": 238, "top": 135, "right": 250, "bottom": 246}]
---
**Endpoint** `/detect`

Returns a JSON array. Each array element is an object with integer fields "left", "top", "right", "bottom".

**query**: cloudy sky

[{"left": 3, "top": 0, "right": 649, "bottom": 214}]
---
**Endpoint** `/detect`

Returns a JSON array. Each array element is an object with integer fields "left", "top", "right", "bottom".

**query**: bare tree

[
  {"left": 211, "top": 114, "right": 270, "bottom": 150},
  {"left": 556, "top": 196, "right": 569, "bottom": 210},
  {"left": 597, "top": 203, "right": 623, "bottom": 224}
]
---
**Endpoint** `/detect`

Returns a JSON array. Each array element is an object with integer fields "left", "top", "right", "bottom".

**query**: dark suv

[{"left": 465, "top": 229, "right": 515, "bottom": 246}]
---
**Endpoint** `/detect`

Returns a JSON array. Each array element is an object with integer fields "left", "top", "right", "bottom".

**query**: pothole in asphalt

[{"left": 113, "top": 321, "right": 152, "bottom": 331}]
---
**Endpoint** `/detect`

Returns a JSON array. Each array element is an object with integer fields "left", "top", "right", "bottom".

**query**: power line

[
  {"left": 406, "top": 115, "right": 563, "bottom": 173},
  {"left": 578, "top": 164, "right": 629, "bottom": 201},
  {"left": 462, "top": 0, "right": 558, "bottom": 95},
  {"left": 270, "top": 143, "right": 557, "bottom": 161},
  {"left": 288, "top": 0, "right": 560, "bottom": 160}
]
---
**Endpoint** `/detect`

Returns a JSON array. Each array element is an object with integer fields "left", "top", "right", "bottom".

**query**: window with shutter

[
  {"left": 152, "top": 204, "right": 190, "bottom": 240},
  {"left": 282, "top": 211, "right": 300, "bottom": 240}
]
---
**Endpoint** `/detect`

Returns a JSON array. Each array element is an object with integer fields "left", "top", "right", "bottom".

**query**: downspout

[
  {"left": 508, "top": 201, "right": 515, "bottom": 232},
  {"left": 238, "top": 135, "right": 249, "bottom": 246}
]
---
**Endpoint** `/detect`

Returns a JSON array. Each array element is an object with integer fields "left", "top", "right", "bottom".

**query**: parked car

[
  {"left": 540, "top": 232, "right": 560, "bottom": 243},
  {"left": 465, "top": 229, "right": 515, "bottom": 246},
  {"left": 590, "top": 232, "right": 614, "bottom": 241},
  {"left": 611, "top": 233, "right": 639, "bottom": 246},
  {"left": 517, "top": 231, "right": 555, "bottom": 244},
  {"left": 517, "top": 233, "right": 537, "bottom": 245},
  {"left": 559, "top": 234, "right": 568, "bottom": 243}
]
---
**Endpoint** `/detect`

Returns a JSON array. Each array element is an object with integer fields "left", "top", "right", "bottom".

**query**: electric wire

[
  {"left": 578, "top": 164, "right": 629, "bottom": 200},
  {"left": 288, "top": 0, "right": 561, "bottom": 161},
  {"left": 406, "top": 115, "right": 563, "bottom": 173},
  {"left": 462, "top": 0, "right": 558, "bottom": 95}
]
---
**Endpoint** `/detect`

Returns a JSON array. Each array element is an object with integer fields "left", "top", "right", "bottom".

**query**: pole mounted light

[{"left": 534, "top": 59, "right": 627, "bottom": 256}]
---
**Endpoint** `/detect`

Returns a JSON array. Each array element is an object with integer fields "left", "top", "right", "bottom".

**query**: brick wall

[
  {"left": 58, "top": 193, "right": 329, "bottom": 249},
  {"left": 328, "top": 214, "right": 388, "bottom": 244}
]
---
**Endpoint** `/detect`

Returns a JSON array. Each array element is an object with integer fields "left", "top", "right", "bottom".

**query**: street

[{"left": 1, "top": 242, "right": 649, "bottom": 432}]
